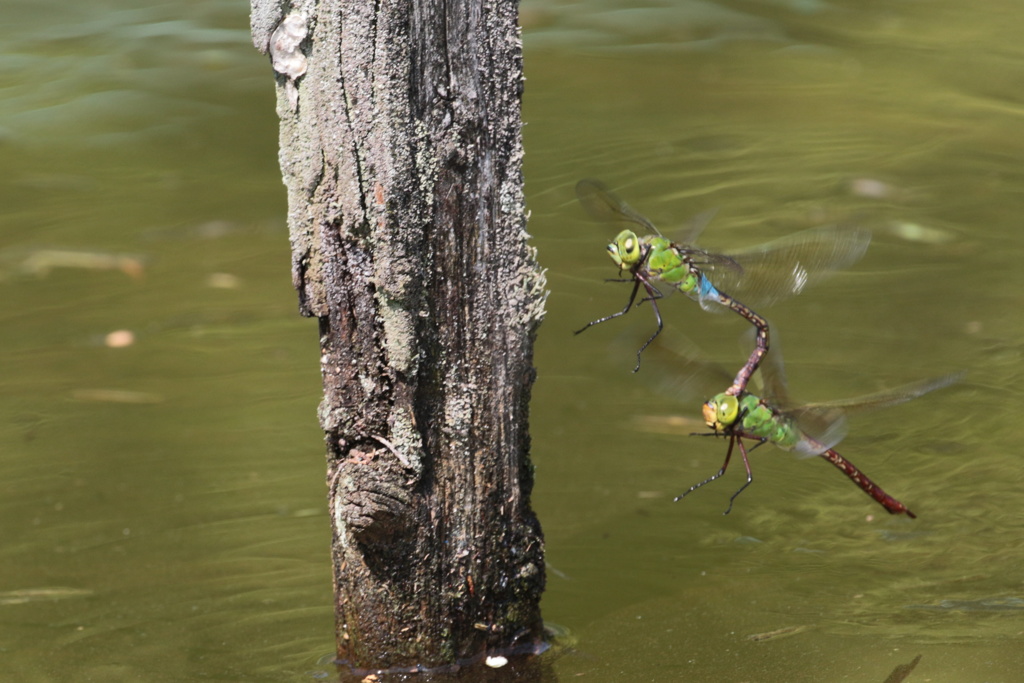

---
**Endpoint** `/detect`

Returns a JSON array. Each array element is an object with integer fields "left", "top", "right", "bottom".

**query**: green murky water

[{"left": 1, "top": 1, "right": 1022, "bottom": 681}]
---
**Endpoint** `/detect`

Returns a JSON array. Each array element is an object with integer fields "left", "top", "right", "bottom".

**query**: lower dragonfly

[
  {"left": 689, "top": 361, "right": 962, "bottom": 518},
  {"left": 575, "top": 179, "right": 870, "bottom": 395},
  {"left": 641, "top": 331, "right": 962, "bottom": 517}
]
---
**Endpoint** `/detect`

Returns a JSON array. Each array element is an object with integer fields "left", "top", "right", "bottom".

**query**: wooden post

[{"left": 251, "top": 0, "right": 548, "bottom": 672}]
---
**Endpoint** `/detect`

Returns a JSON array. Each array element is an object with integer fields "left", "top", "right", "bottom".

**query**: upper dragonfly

[{"left": 574, "top": 178, "right": 870, "bottom": 395}]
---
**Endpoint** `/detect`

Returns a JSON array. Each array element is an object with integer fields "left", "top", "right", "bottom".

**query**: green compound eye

[
  {"left": 611, "top": 230, "right": 641, "bottom": 266},
  {"left": 606, "top": 239, "right": 625, "bottom": 269},
  {"left": 703, "top": 394, "right": 739, "bottom": 430},
  {"left": 716, "top": 395, "right": 739, "bottom": 426}
]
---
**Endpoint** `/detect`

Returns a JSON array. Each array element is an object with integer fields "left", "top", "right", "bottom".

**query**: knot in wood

[{"left": 336, "top": 453, "right": 416, "bottom": 547}]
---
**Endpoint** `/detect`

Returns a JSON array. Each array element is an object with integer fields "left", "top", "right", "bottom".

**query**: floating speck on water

[
  {"left": 885, "top": 221, "right": 956, "bottom": 245},
  {"left": 105, "top": 329, "right": 135, "bottom": 348},
  {"left": 71, "top": 389, "right": 163, "bottom": 404},
  {"left": 847, "top": 177, "right": 897, "bottom": 199},
  {"left": 206, "top": 272, "right": 241, "bottom": 289},
  {"left": 0, "top": 587, "right": 94, "bottom": 605},
  {"left": 485, "top": 655, "right": 508, "bottom": 668}
]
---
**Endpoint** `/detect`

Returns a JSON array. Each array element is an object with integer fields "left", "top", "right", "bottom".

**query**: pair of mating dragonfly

[{"left": 575, "top": 179, "right": 960, "bottom": 518}]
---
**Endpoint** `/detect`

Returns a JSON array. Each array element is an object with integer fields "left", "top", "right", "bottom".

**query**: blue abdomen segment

[{"left": 697, "top": 274, "right": 721, "bottom": 301}]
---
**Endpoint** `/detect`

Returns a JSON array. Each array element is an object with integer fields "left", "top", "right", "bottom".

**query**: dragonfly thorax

[
  {"left": 645, "top": 240, "right": 700, "bottom": 293},
  {"left": 727, "top": 394, "right": 800, "bottom": 448},
  {"left": 705, "top": 393, "right": 788, "bottom": 444}
]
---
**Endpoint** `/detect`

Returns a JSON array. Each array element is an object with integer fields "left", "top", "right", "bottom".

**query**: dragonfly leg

[
  {"left": 723, "top": 437, "right": 757, "bottom": 515},
  {"left": 636, "top": 282, "right": 666, "bottom": 307},
  {"left": 674, "top": 434, "right": 735, "bottom": 503},
  {"left": 630, "top": 283, "right": 664, "bottom": 373},
  {"left": 747, "top": 438, "right": 769, "bottom": 453},
  {"left": 574, "top": 279, "right": 641, "bottom": 335},
  {"left": 819, "top": 449, "right": 917, "bottom": 518}
]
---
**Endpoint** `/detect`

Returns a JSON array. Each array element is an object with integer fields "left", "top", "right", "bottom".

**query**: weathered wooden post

[{"left": 251, "top": 0, "right": 548, "bottom": 673}]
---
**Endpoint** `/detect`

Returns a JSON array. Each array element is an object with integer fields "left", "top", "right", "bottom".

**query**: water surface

[{"left": 1, "top": 1, "right": 1022, "bottom": 681}]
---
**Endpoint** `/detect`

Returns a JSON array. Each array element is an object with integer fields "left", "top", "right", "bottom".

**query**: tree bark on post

[{"left": 251, "top": 0, "right": 548, "bottom": 673}]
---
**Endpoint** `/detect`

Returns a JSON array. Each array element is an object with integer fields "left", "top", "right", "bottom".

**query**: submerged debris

[
  {"left": 883, "top": 654, "right": 922, "bottom": 683},
  {"left": 71, "top": 389, "right": 163, "bottom": 404},
  {"left": 884, "top": 221, "right": 956, "bottom": 245},
  {"left": 0, "top": 247, "right": 145, "bottom": 280},
  {"left": 906, "top": 597, "right": 1024, "bottom": 612},
  {"left": 746, "top": 624, "right": 808, "bottom": 642},
  {"left": 0, "top": 587, "right": 94, "bottom": 605},
  {"left": 104, "top": 329, "right": 136, "bottom": 348}
]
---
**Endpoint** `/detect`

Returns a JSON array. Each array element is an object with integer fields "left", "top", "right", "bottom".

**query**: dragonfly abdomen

[{"left": 819, "top": 449, "right": 916, "bottom": 517}]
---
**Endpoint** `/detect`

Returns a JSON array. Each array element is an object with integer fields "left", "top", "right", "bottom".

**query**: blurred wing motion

[
  {"left": 695, "top": 224, "right": 872, "bottom": 312},
  {"left": 575, "top": 178, "right": 740, "bottom": 270},
  {"left": 783, "top": 372, "right": 964, "bottom": 457},
  {"left": 575, "top": 178, "right": 661, "bottom": 235}
]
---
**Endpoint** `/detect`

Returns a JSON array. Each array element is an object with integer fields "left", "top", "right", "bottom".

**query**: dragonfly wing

[
  {"left": 703, "top": 224, "right": 871, "bottom": 308},
  {"left": 801, "top": 371, "right": 965, "bottom": 415},
  {"left": 616, "top": 327, "right": 733, "bottom": 400},
  {"left": 673, "top": 208, "right": 719, "bottom": 246},
  {"left": 576, "top": 179, "right": 661, "bottom": 235},
  {"left": 787, "top": 406, "right": 849, "bottom": 457},
  {"left": 677, "top": 247, "right": 745, "bottom": 313},
  {"left": 743, "top": 324, "right": 848, "bottom": 455},
  {"left": 785, "top": 371, "right": 963, "bottom": 456},
  {"left": 650, "top": 337, "right": 734, "bottom": 401}
]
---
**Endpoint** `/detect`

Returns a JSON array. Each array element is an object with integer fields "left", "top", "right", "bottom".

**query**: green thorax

[
  {"left": 705, "top": 392, "right": 802, "bottom": 450},
  {"left": 608, "top": 231, "right": 699, "bottom": 295}
]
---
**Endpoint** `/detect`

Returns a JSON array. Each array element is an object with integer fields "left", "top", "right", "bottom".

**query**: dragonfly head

[
  {"left": 703, "top": 394, "right": 739, "bottom": 432},
  {"left": 607, "top": 230, "right": 643, "bottom": 270}
]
